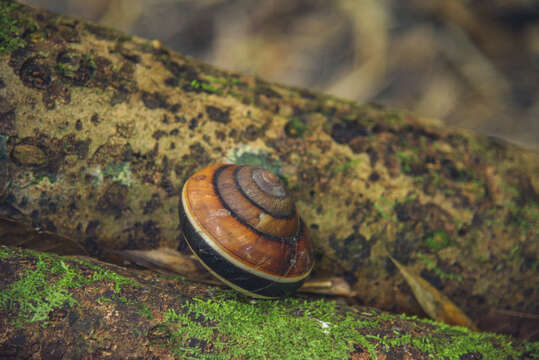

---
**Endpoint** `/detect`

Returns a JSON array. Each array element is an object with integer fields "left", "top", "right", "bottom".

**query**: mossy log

[
  {"left": 1, "top": 246, "right": 537, "bottom": 359},
  {"left": 0, "top": 0, "right": 538, "bottom": 341}
]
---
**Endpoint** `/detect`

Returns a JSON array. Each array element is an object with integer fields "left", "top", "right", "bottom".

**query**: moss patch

[
  {"left": 0, "top": 247, "right": 138, "bottom": 326},
  {"left": 163, "top": 292, "right": 534, "bottom": 360},
  {"left": 0, "top": 2, "right": 39, "bottom": 54},
  {"left": 165, "top": 293, "right": 377, "bottom": 359}
]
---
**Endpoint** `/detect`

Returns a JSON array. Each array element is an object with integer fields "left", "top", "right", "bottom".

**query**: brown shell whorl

[{"left": 215, "top": 165, "right": 298, "bottom": 238}]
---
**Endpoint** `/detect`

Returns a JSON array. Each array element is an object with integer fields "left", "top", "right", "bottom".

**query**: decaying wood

[{"left": 0, "top": 0, "right": 538, "bottom": 340}]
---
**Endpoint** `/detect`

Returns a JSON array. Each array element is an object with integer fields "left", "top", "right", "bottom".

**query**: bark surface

[
  {"left": 1, "top": 246, "right": 535, "bottom": 359},
  {"left": 0, "top": 0, "right": 538, "bottom": 341}
]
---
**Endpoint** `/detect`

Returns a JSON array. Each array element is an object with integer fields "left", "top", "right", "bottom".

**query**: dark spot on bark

[
  {"left": 164, "top": 61, "right": 199, "bottom": 82},
  {"left": 85, "top": 220, "right": 101, "bottom": 256},
  {"left": 57, "top": 24, "right": 81, "bottom": 43},
  {"left": 348, "top": 136, "right": 369, "bottom": 153},
  {"left": 0, "top": 96, "right": 16, "bottom": 135},
  {"left": 120, "top": 51, "right": 140, "bottom": 64},
  {"left": 215, "top": 130, "right": 225, "bottom": 141},
  {"left": 369, "top": 172, "right": 380, "bottom": 182},
  {"left": 392, "top": 234, "right": 416, "bottom": 264},
  {"left": 44, "top": 81, "right": 71, "bottom": 110},
  {"left": 143, "top": 194, "right": 162, "bottom": 215},
  {"left": 110, "top": 90, "right": 129, "bottom": 106},
  {"left": 8, "top": 47, "right": 30, "bottom": 72},
  {"left": 152, "top": 130, "right": 168, "bottom": 140},
  {"left": 68, "top": 201, "right": 78, "bottom": 217},
  {"left": 62, "top": 134, "right": 90, "bottom": 159},
  {"left": 329, "top": 232, "right": 370, "bottom": 272},
  {"left": 331, "top": 122, "right": 368, "bottom": 144},
  {"left": 170, "top": 103, "right": 182, "bottom": 113},
  {"left": 520, "top": 251, "right": 537, "bottom": 273},
  {"left": 165, "top": 77, "right": 178, "bottom": 87},
  {"left": 75, "top": 119, "right": 83, "bottom": 131},
  {"left": 20, "top": 56, "right": 51, "bottom": 90},
  {"left": 56, "top": 50, "right": 96, "bottom": 85},
  {"left": 160, "top": 177, "right": 176, "bottom": 197},
  {"left": 0, "top": 78, "right": 5, "bottom": 88},
  {"left": 169, "top": 129, "right": 179, "bottom": 136},
  {"left": 141, "top": 91, "right": 169, "bottom": 109},
  {"left": 243, "top": 124, "right": 260, "bottom": 141},
  {"left": 206, "top": 106, "right": 230, "bottom": 124},
  {"left": 255, "top": 83, "right": 282, "bottom": 98},
  {"left": 366, "top": 147, "right": 378, "bottom": 166},
  {"left": 97, "top": 183, "right": 128, "bottom": 217},
  {"left": 126, "top": 221, "right": 160, "bottom": 250},
  {"left": 91, "top": 113, "right": 100, "bottom": 124},
  {"left": 394, "top": 199, "right": 423, "bottom": 222},
  {"left": 440, "top": 159, "right": 470, "bottom": 181},
  {"left": 189, "top": 143, "right": 210, "bottom": 163},
  {"left": 189, "top": 117, "right": 198, "bottom": 130},
  {"left": 85, "top": 23, "right": 129, "bottom": 41}
]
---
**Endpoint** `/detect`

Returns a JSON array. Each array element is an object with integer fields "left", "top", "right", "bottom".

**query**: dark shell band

[{"left": 179, "top": 199, "right": 305, "bottom": 298}]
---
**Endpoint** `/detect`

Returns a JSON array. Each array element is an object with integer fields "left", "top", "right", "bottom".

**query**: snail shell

[{"left": 179, "top": 164, "right": 314, "bottom": 298}]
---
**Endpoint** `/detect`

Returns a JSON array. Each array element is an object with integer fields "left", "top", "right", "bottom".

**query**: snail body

[{"left": 179, "top": 164, "right": 314, "bottom": 298}]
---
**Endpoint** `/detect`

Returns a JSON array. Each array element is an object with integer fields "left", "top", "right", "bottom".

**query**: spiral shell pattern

[{"left": 179, "top": 164, "right": 314, "bottom": 298}]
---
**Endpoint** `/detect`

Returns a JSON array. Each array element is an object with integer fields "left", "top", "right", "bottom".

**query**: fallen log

[{"left": 0, "top": 0, "right": 537, "bottom": 341}]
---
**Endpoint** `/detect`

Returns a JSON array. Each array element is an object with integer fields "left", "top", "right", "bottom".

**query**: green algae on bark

[
  {"left": 0, "top": 246, "right": 536, "bottom": 359},
  {"left": 0, "top": 0, "right": 537, "bottom": 339}
]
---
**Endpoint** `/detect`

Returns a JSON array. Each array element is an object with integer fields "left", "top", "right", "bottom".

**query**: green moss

[
  {"left": 374, "top": 196, "right": 394, "bottom": 221},
  {"left": 417, "top": 253, "right": 463, "bottom": 282},
  {"left": 0, "top": 2, "right": 39, "bottom": 54},
  {"left": 423, "top": 231, "right": 453, "bottom": 251},
  {"left": 396, "top": 150, "right": 419, "bottom": 175},
  {"left": 162, "top": 292, "right": 532, "bottom": 359},
  {"left": 190, "top": 79, "right": 223, "bottom": 95},
  {"left": 165, "top": 293, "right": 378, "bottom": 359},
  {"left": 284, "top": 117, "right": 308, "bottom": 138},
  {"left": 333, "top": 158, "right": 362, "bottom": 173},
  {"left": 0, "top": 252, "right": 78, "bottom": 324},
  {"left": 0, "top": 247, "right": 138, "bottom": 326}
]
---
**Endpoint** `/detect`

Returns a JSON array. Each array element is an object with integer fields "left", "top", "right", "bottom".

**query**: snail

[{"left": 179, "top": 164, "right": 314, "bottom": 298}]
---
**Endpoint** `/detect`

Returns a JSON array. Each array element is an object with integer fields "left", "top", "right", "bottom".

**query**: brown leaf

[{"left": 390, "top": 255, "right": 477, "bottom": 331}]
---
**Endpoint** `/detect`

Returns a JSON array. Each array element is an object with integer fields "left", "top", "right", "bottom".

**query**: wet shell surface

[{"left": 179, "top": 164, "right": 314, "bottom": 298}]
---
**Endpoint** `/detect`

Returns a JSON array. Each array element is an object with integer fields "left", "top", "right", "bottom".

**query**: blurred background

[{"left": 19, "top": 0, "right": 539, "bottom": 150}]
